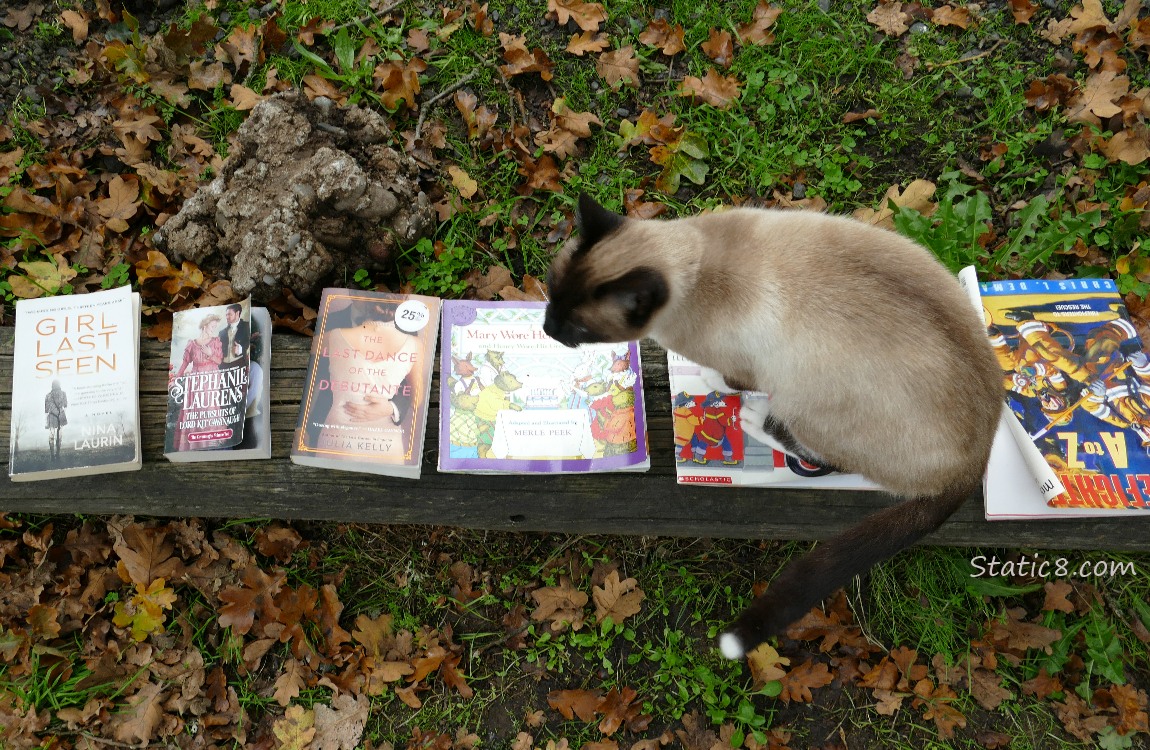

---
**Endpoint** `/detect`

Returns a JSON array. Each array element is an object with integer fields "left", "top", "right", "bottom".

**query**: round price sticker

[{"left": 394, "top": 300, "right": 431, "bottom": 333}]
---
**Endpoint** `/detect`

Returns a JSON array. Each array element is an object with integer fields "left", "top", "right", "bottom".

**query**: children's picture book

[
  {"left": 291, "top": 288, "right": 441, "bottom": 479},
  {"left": 163, "top": 300, "right": 252, "bottom": 456},
  {"left": 438, "top": 301, "right": 650, "bottom": 473},
  {"left": 8, "top": 285, "right": 142, "bottom": 481},
  {"left": 165, "top": 306, "right": 272, "bottom": 462},
  {"left": 667, "top": 350, "right": 879, "bottom": 490},
  {"left": 974, "top": 274, "right": 1150, "bottom": 518}
]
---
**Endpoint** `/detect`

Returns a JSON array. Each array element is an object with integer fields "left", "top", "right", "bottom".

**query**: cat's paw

[{"left": 699, "top": 367, "right": 734, "bottom": 393}]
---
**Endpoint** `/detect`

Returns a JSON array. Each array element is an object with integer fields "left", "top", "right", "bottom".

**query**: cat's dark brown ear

[
  {"left": 576, "top": 192, "right": 625, "bottom": 252},
  {"left": 594, "top": 267, "right": 669, "bottom": 328}
]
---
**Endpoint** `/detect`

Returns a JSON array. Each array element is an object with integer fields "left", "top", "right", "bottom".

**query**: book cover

[
  {"left": 165, "top": 306, "right": 272, "bottom": 462},
  {"left": 667, "top": 350, "right": 878, "bottom": 490},
  {"left": 163, "top": 300, "right": 252, "bottom": 455},
  {"left": 291, "top": 288, "right": 441, "bottom": 479},
  {"left": 438, "top": 301, "right": 649, "bottom": 473},
  {"left": 8, "top": 285, "right": 142, "bottom": 481},
  {"left": 979, "top": 276, "right": 1150, "bottom": 515}
]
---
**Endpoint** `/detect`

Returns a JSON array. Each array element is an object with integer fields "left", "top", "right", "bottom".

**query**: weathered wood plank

[{"left": 1, "top": 327, "right": 1147, "bottom": 550}]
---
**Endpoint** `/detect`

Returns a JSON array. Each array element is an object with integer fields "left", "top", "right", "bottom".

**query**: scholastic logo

[{"left": 680, "top": 475, "right": 733, "bottom": 485}]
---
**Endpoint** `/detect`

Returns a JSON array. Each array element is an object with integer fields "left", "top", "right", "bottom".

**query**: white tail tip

[{"left": 719, "top": 632, "right": 745, "bottom": 660}]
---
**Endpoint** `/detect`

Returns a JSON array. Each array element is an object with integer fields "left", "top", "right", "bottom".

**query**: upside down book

[{"left": 977, "top": 275, "right": 1150, "bottom": 517}]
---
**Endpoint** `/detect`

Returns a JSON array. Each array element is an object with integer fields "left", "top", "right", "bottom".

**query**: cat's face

[{"left": 543, "top": 194, "right": 670, "bottom": 348}]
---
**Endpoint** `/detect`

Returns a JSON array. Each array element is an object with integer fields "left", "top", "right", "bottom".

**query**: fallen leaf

[
  {"left": 548, "top": 0, "right": 607, "bottom": 32},
  {"left": 746, "top": 642, "right": 790, "bottom": 686},
  {"left": 448, "top": 165, "right": 480, "bottom": 199},
  {"left": 1010, "top": 0, "right": 1038, "bottom": 24},
  {"left": 531, "top": 578, "right": 589, "bottom": 632},
  {"left": 517, "top": 154, "right": 564, "bottom": 195},
  {"left": 701, "top": 28, "right": 735, "bottom": 68},
  {"left": 679, "top": 69, "right": 742, "bottom": 109},
  {"left": 1110, "top": 683, "right": 1150, "bottom": 735},
  {"left": 188, "top": 59, "right": 233, "bottom": 90},
  {"left": 1101, "top": 126, "right": 1150, "bottom": 165},
  {"left": 500, "top": 33, "right": 554, "bottom": 80},
  {"left": 110, "top": 681, "right": 165, "bottom": 745},
  {"left": 440, "top": 651, "right": 474, "bottom": 698},
  {"left": 778, "top": 659, "right": 834, "bottom": 703},
  {"left": 639, "top": 19, "right": 686, "bottom": 55},
  {"left": 596, "top": 686, "right": 645, "bottom": 736},
  {"left": 467, "top": 264, "right": 515, "bottom": 299},
  {"left": 113, "top": 524, "right": 184, "bottom": 587},
  {"left": 229, "top": 83, "right": 265, "bottom": 110},
  {"left": 1025, "top": 74, "right": 1078, "bottom": 112},
  {"left": 933, "top": 5, "right": 973, "bottom": 29},
  {"left": 843, "top": 108, "right": 881, "bottom": 123},
  {"left": 1066, "top": 71, "right": 1129, "bottom": 124},
  {"left": 274, "top": 659, "right": 308, "bottom": 706},
  {"left": 592, "top": 570, "right": 646, "bottom": 625},
  {"left": 597, "top": 46, "right": 640, "bottom": 89},
  {"left": 873, "top": 688, "right": 906, "bottom": 715},
  {"left": 273, "top": 704, "right": 316, "bottom": 750},
  {"left": 1042, "top": 581, "right": 1076, "bottom": 613},
  {"left": 59, "top": 9, "right": 89, "bottom": 43},
  {"left": 375, "top": 57, "right": 428, "bottom": 110},
  {"left": 852, "top": 179, "right": 937, "bottom": 229},
  {"left": 548, "top": 688, "right": 602, "bottom": 722},
  {"left": 217, "top": 565, "right": 286, "bottom": 635},
  {"left": 970, "top": 668, "right": 1012, "bottom": 710},
  {"left": 738, "top": 1, "right": 782, "bottom": 46},
  {"left": 567, "top": 30, "right": 610, "bottom": 56},
  {"left": 97, "top": 175, "right": 140, "bottom": 233},
  {"left": 313, "top": 693, "right": 368, "bottom": 750},
  {"left": 868, "top": 1, "right": 911, "bottom": 36}
]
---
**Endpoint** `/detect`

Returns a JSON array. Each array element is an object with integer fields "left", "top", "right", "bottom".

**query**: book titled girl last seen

[
  {"left": 7, "top": 285, "right": 142, "bottom": 481},
  {"left": 291, "top": 288, "right": 442, "bottom": 479}
]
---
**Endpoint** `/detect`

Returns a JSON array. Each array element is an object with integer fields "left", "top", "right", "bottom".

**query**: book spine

[{"left": 957, "top": 266, "right": 1070, "bottom": 505}]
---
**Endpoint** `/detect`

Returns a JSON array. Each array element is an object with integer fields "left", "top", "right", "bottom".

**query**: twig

[
  {"left": 925, "top": 39, "right": 1005, "bottom": 72},
  {"left": 415, "top": 68, "right": 482, "bottom": 139},
  {"left": 69, "top": 731, "right": 171, "bottom": 749},
  {"left": 327, "top": 1, "right": 404, "bottom": 35},
  {"left": 486, "top": 60, "right": 526, "bottom": 134}
]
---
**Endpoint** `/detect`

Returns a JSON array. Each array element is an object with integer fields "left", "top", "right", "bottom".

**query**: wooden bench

[{"left": 2, "top": 327, "right": 1146, "bottom": 550}]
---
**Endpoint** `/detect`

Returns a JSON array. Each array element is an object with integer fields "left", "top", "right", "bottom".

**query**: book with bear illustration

[
  {"left": 667, "top": 350, "right": 878, "bottom": 490},
  {"left": 437, "top": 301, "right": 650, "bottom": 473}
]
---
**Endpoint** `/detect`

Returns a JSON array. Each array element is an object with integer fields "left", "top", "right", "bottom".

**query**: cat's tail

[{"left": 718, "top": 483, "right": 975, "bottom": 660}]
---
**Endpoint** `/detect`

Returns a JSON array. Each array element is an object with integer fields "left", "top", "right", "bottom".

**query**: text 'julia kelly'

[{"left": 970, "top": 554, "right": 1140, "bottom": 579}]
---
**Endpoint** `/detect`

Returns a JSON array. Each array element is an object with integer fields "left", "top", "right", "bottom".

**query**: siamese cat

[{"left": 543, "top": 193, "right": 1002, "bottom": 660}]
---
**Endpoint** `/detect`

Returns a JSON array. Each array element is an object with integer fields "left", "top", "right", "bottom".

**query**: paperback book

[
  {"left": 164, "top": 305, "right": 272, "bottom": 462},
  {"left": 438, "top": 301, "right": 650, "bottom": 473},
  {"left": 667, "top": 350, "right": 878, "bottom": 489},
  {"left": 8, "top": 285, "right": 142, "bottom": 481},
  {"left": 163, "top": 300, "right": 252, "bottom": 456},
  {"left": 291, "top": 288, "right": 441, "bottom": 478},
  {"left": 973, "top": 273, "right": 1150, "bottom": 518}
]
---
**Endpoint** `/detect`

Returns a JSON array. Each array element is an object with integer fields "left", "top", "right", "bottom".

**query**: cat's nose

[{"left": 543, "top": 320, "right": 580, "bottom": 348}]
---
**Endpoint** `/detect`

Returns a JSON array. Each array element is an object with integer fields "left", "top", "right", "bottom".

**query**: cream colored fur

[{"left": 554, "top": 207, "right": 1002, "bottom": 497}]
